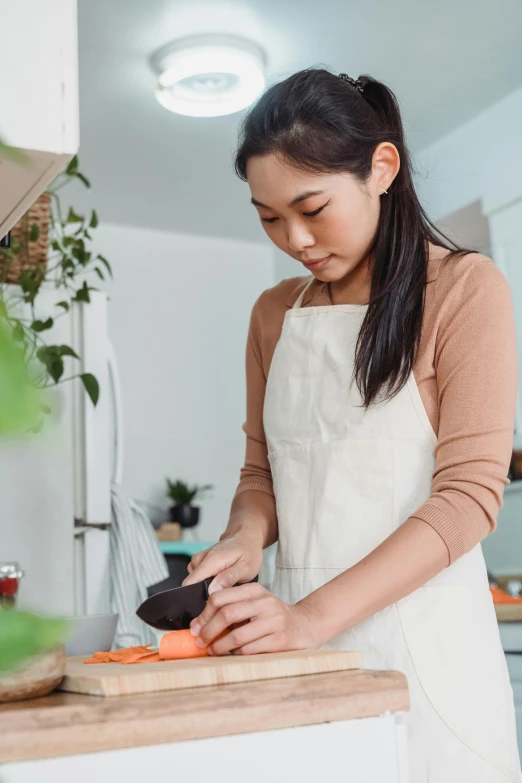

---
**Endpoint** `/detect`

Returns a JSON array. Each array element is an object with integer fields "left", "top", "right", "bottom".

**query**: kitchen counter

[{"left": 0, "top": 667, "right": 409, "bottom": 768}]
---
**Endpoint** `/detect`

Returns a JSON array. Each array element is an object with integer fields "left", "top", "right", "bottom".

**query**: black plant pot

[{"left": 169, "top": 504, "right": 200, "bottom": 528}]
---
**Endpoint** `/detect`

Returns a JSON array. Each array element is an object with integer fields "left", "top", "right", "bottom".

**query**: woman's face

[{"left": 246, "top": 146, "right": 398, "bottom": 292}]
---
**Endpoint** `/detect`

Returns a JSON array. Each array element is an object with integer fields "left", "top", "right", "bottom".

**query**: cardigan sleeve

[
  {"left": 234, "top": 296, "right": 275, "bottom": 498},
  {"left": 409, "top": 260, "right": 518, "bottom": 564}
]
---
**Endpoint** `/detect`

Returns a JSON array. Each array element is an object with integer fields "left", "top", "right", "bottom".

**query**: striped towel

[{"left": 110, "top": 482, "right": 169, "bottom": 648}]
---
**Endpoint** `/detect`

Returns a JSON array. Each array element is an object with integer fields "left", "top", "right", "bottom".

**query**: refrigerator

[{"left": 0, "top": 285, "right": 122, "bottom": 617}]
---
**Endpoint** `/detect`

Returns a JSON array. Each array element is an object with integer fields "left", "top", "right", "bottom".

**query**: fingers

[
  {"left": 232, "top": 633, "right": 283, "bottom": 656},
  {"left": 191, "top": 583, "right": 267, "bottom": 634},
  {"left": 210, "top": 620, "right": 278, "bottom": 656},
  {"left": 207, "top": 562, "right": 253, "bottom": 594},
  {"left": 198, "top": 582, "right": 266, "bottom": 627},
  {"left": 197, "top": 596, "right": 267, "bottom": 649},
  {"left": 182, "top": 546, "right": 236, "bottom": 587}
]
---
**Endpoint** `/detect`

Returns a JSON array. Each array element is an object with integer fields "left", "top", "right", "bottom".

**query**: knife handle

[{"left": 202, "top": 574, "right": 258, "bottom": 598}]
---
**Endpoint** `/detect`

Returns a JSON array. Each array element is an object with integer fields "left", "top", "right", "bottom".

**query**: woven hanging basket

[{"left": 0, "top": 192, "right": 51, "bottom": 284}]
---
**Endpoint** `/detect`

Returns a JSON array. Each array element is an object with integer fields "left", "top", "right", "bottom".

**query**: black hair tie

[{"left": 338, "top": 73, "right": 364, "bottom": 94}]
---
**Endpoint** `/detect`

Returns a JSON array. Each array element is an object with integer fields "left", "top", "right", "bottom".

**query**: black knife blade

[{"left": 136, "top": 575, "right": 259, "bottom": 631}]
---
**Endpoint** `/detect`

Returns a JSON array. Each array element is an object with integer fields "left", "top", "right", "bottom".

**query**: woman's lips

[{"left": 301, "top": 255, "right": 333, "bottom": 271}]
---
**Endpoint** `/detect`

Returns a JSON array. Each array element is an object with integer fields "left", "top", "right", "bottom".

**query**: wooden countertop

[
  {"left": 495, "top": 604, "right": 522, "bottom": 622},
  {"left": 0, "top": 668, "right": 409, "bottom": 763}
]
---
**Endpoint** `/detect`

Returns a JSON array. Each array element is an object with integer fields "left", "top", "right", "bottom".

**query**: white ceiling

[{"left": 73, "top": 0, "right": 522, "bottom": 243}]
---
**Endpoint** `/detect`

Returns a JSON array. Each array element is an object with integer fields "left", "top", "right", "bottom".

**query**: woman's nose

[{"left": 287, "top": 223, "right": 315, "bottom": 253}]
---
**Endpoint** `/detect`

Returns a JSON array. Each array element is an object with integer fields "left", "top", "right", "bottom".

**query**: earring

[{"left": 382, "top": 189, "right": 388, "bottom": 195}]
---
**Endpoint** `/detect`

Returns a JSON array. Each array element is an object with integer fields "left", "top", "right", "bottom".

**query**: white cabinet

[
  {"left": 2, "top": 715, "right": 410, "bottom": 783},
  {"left": 0, "top": 0, "right": 79, "bottom": 237}
]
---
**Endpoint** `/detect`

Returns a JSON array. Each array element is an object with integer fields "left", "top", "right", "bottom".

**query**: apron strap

[{"left": 292, "top": 276, "right": 315, "bottom": 310}]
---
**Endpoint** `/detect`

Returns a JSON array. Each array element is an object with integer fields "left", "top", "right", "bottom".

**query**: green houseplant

[
  {"left": 0, "top": 143, "right": 100, "bottom": 696},
  {"left": 0, "top": 154, "right": 113, "bottom": 427},
  {"left": 0, "top": 319, "right": 69, "bottom": 696},
  {"left": 165, "top": 479, "right": 213, "bottom": 528}
]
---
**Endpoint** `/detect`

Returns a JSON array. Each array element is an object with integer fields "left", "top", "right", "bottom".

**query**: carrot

[
  {"left": 83, "top": 645, "right": 155, "bottom": 664},
  {"left": 490, "top": 586, "right": 522, "bottom": 604},
  {"left": 159, "top": 629, "right": 209, "bottom": 660},
  {"left": 83, "top": 634, "right": 214, "bottom": 665},
  {"left": 130, "top": 651, "right": 162, "bottom": 664}
]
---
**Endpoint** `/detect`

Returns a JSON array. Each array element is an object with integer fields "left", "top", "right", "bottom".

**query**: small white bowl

[{"left": 63, "top": 613, "right": 119, "bottom": 657}]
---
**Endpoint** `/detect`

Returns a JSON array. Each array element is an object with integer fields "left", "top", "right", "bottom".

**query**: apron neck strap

[{"left": 292, "top": 277, "right": 315, "bottom": 310}]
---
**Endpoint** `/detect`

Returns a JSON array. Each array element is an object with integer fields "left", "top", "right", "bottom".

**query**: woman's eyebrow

[{"left": 250, "top": 190, "right": 327, "bottom": 210}]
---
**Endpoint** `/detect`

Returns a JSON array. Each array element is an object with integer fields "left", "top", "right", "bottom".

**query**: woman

[{"left": 183, "top": 69, "right": 521, "bottom": 781}]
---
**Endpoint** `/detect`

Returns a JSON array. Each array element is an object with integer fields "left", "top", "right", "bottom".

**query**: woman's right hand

[{"left": 181, "top": 526, "right": 264, "bottom": 594}]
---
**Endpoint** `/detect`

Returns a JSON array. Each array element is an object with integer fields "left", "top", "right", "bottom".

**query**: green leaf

[
  {"left": 29, "top": 418, "right": 44, "bottom": 434},
  {"left": 66, "top": 207, "right": 83, "bottom": 224},
  {"left": 19, "top": 269, "right": 41, "bottom": 304},
  {"left": 72, "top": 246, "right": 87, "bottom": 265},
  {"left": 97, "top": 254, "right": 113, "bottom": 277},
  {"left": 30, "top": 317, "right": 53, "bottom": 332},
  {"left": 59, "top": 345, "right": 79, "bottom": 359},
  {"left": 29, "top": 223, "right": 39, "bottom": 242},
  {"left": 0, "top": 611, "right": 69, "bottom": 673},
  {"left": 36, "top": 346, "right": 50, "bottom": 363},
  {"left": 89, "top": 209, "right": 98, "bottom": 229},
  {"left": 48, "top": 356, "right": 64, "bottom": 383},
  {"left": 36, "top": 346, "right": 64, "bottom": 383},
  {"left": 94, "top": 267, "right": 105, "bottom": 281},
  {"left": 81, "top": 373, "right": 99, "bottom": 406},
  {"left": 40, "top": 403, "right": 52, "bottom": 414},
  {"left": 12, "top": 321, "right": 24, "bottom": 342},
  {"left": 66, "top": 155, "right": 79, "bottom": 175},
  {"left": 0, "top": 300, "right": 7, "bottom": 319},
  {"left": 56, "top": 301, "right": 69, "bottom": 312},
  {"left": 73, "top": 281, "right": 91, "bottom": 303},
  {"left": 75, "top": 172, "right": 91, "bottom": 188},
  {"left": 0, "top": 322, "right": 42, "bottom": 434}
]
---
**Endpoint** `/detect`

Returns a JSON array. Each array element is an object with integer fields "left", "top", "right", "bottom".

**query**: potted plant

[
  {"left": 0, "top": 152, "right": 113, "bottom": 426},
  {"left": 166, "top": 479, "right": 213, "bottom": 528},
  {"left": 0, "top": 318, "right": 69, "bottom": 701}
]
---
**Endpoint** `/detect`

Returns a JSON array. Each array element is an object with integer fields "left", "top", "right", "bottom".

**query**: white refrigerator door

[
  {"left": 73, "top": 290, "right": 116, "bottom": 616},
  {"left": 73, "top": 290, "right": 112, "bottom": 526}
]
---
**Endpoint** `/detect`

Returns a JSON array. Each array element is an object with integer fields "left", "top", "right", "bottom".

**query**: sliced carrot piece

[
  {"left": 159, "top": 629, "right": 209, "bottom": 660},
  {"left": 83, "top": 644, "right": 155, "bottom": 664},
  {"left": 129, "top": 652, "right": 163, "bottom": 664}
]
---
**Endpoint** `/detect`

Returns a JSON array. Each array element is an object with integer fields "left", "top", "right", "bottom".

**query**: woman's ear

[{"left": 371, "top": 142, "right": 400, "bottom": 195}]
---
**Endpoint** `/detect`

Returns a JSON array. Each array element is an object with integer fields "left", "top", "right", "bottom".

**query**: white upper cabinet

[{"left": 0, "top": 0, "right": 79, "bottom": 237}]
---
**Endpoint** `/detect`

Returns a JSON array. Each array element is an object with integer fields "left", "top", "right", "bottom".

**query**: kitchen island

[{"left": 0, "top": 667, "right": 410, "bottom": 782}]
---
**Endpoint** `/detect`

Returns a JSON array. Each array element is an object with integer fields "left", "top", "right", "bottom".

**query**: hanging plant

[{"left": 0, "top": 155, "right": 113, "bottom": 427}]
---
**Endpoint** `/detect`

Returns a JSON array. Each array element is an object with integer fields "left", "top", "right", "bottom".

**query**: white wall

[
  {"left": 416, "top": 84, "right": 522, "bottom": 221},
  {"left": 95, "top": 223, "right": 274, "bottom": 541},
  {"left": 274, "top": 248, "right": 304, "bottom": 284},
  {"left": 416, "top": 88, "right": 522, "bottom": 577}
]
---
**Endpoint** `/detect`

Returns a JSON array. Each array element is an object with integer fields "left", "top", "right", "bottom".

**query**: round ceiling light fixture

[{"left": 151, "top": 34, "right": 267, "bottom": 118}]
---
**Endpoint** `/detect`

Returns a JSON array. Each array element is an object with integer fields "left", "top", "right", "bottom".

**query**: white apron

[{"left": 264, "top": 280, "right": 521, "bottom": 783}]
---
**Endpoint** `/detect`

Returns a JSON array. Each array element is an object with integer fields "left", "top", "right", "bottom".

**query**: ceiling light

[{"left": 150, "top": 34, "right": 267, "bottom": 118}]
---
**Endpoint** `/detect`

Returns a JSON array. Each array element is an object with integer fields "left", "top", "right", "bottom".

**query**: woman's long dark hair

[{"left": 234, "top": 68, "right": 473, "bottom": 408}]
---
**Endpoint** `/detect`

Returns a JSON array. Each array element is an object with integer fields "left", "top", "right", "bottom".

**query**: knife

[{"left": 136, "top": 576, "right": 258, "bottom": 631}]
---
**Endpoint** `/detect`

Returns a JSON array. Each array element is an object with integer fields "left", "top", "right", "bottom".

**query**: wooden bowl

[{"left": 0, "top": 645, "right": 66, "bottom": 703}]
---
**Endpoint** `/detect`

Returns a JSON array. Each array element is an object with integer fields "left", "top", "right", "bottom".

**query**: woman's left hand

[{"left": 189, "top": 583, "right": 321, "bottom": 656}]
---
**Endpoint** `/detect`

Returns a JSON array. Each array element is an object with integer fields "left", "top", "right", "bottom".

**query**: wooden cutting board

[
  {"left": 59, "top": 649, "right": 363, "bottom": 697},
  {"left": 495, "top": 603, "right": 522, "bottom": 622}
]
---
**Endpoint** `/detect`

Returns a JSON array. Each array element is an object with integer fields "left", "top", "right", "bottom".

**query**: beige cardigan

[{"left": 234, "top": 246, "right": 518, "bottom": 565}]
